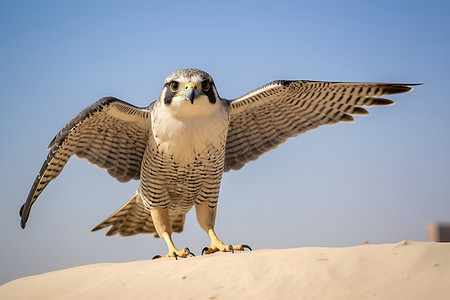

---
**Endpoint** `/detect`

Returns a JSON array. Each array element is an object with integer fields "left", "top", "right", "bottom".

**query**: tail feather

[
  {"left": 91, "top": 192, "right": 187, "bottom": 237},
  {"left": 172, "top": 213, "right": 185, "bottom": 233},
  {"left": 91, "top": 192, "right": 157, "bottom": 237}
]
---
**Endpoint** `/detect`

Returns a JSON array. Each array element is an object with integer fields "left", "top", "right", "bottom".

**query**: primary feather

[{"left": 20, "top": 69, "right": 416, "bottom": 246}]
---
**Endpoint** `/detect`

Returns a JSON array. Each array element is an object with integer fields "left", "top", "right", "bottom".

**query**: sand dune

[{"left": 2, "top": 241, "right": 449, "bottom": 299}]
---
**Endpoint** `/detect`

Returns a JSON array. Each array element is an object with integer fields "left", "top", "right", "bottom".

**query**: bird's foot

[
  {"left": 152, "top": 247, "right": 195, "bottom": 260},
  {"left": 201, "top": 242, "right": 252, "bottom": 255}
]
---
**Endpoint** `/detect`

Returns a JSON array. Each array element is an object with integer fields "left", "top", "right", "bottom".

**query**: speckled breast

[{"left": 138, "top": 143, "right": 226, "bottom": 212}]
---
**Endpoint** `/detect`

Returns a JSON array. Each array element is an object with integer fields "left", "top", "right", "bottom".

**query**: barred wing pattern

[
  {"left": 224, "top": 80, "right": 415, "bottom": 171},
  {"left": 20, "top": 97, "right": 152, "bottom": 228}
]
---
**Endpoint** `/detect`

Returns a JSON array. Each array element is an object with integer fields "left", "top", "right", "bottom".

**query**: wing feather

[
  {"left": 20, "top": 97, "right": 152, "bottom": 228},
  {"left": 224, "top": 80, "right": 417, "bottom": 171}
]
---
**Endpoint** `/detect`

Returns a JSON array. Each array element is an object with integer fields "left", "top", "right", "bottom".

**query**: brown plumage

[{"left": 20, "top": 69, "right": 416, "bottom": 257}]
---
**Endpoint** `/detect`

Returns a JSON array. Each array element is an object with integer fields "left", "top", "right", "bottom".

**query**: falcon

[{"left": 20, "top": 68, "right": 415, "bottom": 258}]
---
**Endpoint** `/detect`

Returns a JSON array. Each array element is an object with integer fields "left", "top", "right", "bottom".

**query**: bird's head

[{"left": 159, "top": 68, "right": 223, "bottom": 118}]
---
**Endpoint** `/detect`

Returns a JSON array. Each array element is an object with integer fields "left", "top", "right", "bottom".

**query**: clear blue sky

[{"left": 1, "top": 0, "right": 449, "bottom": 285}]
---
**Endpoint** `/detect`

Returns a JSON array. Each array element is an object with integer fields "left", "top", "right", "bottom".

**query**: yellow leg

[
  {"left": 202, "top": 228, "right": 251, "bottom": 254},
  {"left": 150, "top": 207, "right": 192, "bottom": 259},
  {"left": 195, "top": 203, "right": 252, "bottom": 255}
]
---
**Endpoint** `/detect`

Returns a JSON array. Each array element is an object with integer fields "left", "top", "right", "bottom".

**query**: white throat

[{"left": 151, "top": 97, "right": 230, "bottom": 162}]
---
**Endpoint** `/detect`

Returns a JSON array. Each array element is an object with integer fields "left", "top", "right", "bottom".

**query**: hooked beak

[{"left": 185, "top": 83, "right": 199, "bottom": 104}]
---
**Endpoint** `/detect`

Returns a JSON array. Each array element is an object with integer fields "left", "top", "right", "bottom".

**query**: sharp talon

[
  {"left": 229, "top": 245, "right": 234, "bottom": 253},
  {"left": 173, "top": 252, "right": 178, "bottom": 260},
  {"left": 242, "top": 244, "right": 252, "bottom": 251},
  {"left": 152, "top": 255, "right": 161, "bottom": 260},
  {"left": 201, "top": 247, "right": 209, "bottom": 255},
  {"left": 185, "top": 247, "right": 195, "bottom": 257}
]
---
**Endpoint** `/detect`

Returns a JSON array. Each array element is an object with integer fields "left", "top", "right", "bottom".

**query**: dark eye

[
  {"left": 170, "top": 81, "right": 179, "bottom": 91},
  {"left": 201, "top": 80, "right": 210, "bottom": 91}
]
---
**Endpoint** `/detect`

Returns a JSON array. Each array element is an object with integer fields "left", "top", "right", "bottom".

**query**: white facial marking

[{"left": 152, "top": 69, "right": 230, "bottom": 162}]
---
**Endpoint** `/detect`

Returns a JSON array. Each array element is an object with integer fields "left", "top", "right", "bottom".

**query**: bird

[{"left": 20, "top": 68, "right": 416, "bottom": 258}]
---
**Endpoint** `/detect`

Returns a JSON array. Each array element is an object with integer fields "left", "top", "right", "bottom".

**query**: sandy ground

[{"left": 1, "top": 241, "right": 449, "bottom": 300}]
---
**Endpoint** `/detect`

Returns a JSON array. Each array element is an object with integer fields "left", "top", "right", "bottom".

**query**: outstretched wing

[
  {"left": 20, "top": 97, "right": 153, "bottom": 228},
  {"left": 224, "top": 80, "right": 416, "bottom": 171}
]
